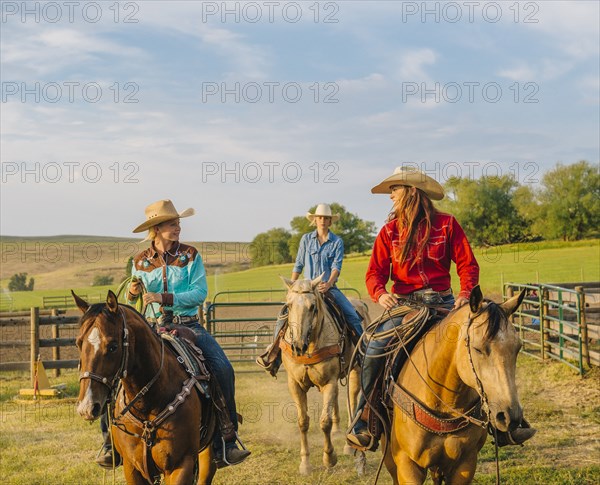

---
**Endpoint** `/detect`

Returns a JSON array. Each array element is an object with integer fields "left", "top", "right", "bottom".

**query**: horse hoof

[
  {"left": 323, "top": 451, "right": 337, "bottom": 468},
  {"left": 299, "top": 463, "right": 312, "bottom": 475}
]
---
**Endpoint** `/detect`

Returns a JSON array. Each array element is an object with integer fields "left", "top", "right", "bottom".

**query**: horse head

[
  {"left": 454, "top": 286, "right": 526, "bottom": 433},
  {"left": 281, "top": 274, "right": 324, "bottom": 356},
  {"left": 73, "top": 290, "right": 129, "bottom": 421}
]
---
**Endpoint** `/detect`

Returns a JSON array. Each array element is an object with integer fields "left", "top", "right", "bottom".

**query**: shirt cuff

[
  {"left": 373, "top": 288, "right": 388, "bottom": 302},
  {"left": 127, "top": 291, "right": 139, "bottom": 302},
  {"left": 162, "top": 293, "right": 174, "bottom": 306},
  {"left": 458, "top": 289, "right": 471, "bottom": 300}
]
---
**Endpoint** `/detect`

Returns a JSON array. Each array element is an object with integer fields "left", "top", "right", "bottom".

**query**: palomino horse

[
  {"left": 280, "top": 276, "right": 369, "bottom": 475},
  {"left": 384, "top": 286, "right": 526, "bottom": 484},
  {"left": 73, "top": 291, "right": 216, "bottom": 485}
]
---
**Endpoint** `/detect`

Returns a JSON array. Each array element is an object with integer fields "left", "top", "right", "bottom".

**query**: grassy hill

[{"left": 1, "top": 238, "right": 598, "bottom": 310}]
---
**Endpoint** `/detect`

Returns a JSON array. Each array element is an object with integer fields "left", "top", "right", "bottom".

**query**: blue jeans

[
  {"left": 185, "top": 323, "right": 239, "bottom": 449},
  {"left": 352, "top": 293, "right": 455, "bottom": 433},
  {"left": 328, "top": 287, "right": 364, "bottom": 338}
]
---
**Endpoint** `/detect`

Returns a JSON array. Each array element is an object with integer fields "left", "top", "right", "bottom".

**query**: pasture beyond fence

[
  {"left": 0, "top": 287, "right": 363, "bottom": 376},
  {"left": 504, "top": 282, "right": 600, "bottom": 375},
  {"left": 1, "top": 284, "right": 596, "bottom": 378}
]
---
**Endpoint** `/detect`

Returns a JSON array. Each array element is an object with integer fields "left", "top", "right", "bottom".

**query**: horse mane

[
  {"left": 480, "top": 301, "right": 507, "bottom": 343},
  {"left": 80, "top": 302, "right": 160, "bottom": 340}
]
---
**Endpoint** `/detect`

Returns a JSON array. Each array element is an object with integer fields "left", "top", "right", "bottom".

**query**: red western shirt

[{"left": 366, "top": 213, "right": 479, "bottom": 302}]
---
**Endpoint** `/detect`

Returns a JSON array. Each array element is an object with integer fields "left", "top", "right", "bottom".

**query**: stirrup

[
  {"left": 214, "top": 433, "right": 250, "bottom": 468},
  {"left": 491, "top": 419, "right": 537, "bottom": 447}
]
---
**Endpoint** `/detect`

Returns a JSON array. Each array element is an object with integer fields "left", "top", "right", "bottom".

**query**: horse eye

[
  {"left": 473, "top": 347, "right": 483, "bottom": 355},
  {"left": 108, "top": 342, "right": 118, "bottom": 353}
]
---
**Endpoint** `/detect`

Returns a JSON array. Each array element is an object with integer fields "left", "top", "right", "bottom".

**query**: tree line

[{"left": 248, "top": 160, "right": 598, "bottom": 266}]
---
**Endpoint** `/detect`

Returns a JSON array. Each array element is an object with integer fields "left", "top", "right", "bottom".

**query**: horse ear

[
  {"left": 311, "top": 273, "right": 324, "bottom": 289},
  {"left": 71, "top": 290, "right": 89, "bottom": 314},
  {"left": 500, "top": 289, "right": 526, "bottom": 317},
  {"left": 469, "top": 286, "right": 483, "bottom": 313},
  {"left": 280, "top": 276, "right": 294, "bottom": 290},
  {"left": 106, "top": 290, "right": 119, "bottom": 314}
]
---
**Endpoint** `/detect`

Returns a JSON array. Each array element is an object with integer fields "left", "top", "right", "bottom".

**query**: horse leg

[
  {"left": 393, "top": 451, "right": 427, "bottom": 485},
  {"left": 197, "top": 447, "right": 216, "bottom": 485},
  {"left": 320, "top": 381, "right": 338, "bottom": 468},
  {"left": 122, "top": 459, "right": 152, "bottom": 485},
  {"left": 444, "top": 453, "right": 478, "bottom": 485},
  {"left": 288, "top": 378, "right": 312, "bottom": 475},
  {"left": 331, "top": 396, "right": 341, "bottom": 433},
  {"left": 164, "top": 455, "right": 197, "bottom": 485}
]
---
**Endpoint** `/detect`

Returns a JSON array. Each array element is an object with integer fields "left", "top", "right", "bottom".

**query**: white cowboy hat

[
  {"left": 132, "top": 200, "right": 195, "bottom": 233},
  {"left": 306, "top": 203, "right": 340, "bottom": 225},
  {"left": 371, "top": 166, "right": 445, "bottom": 200}
]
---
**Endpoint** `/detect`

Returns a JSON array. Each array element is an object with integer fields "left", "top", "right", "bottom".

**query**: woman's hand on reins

[
  {"left": 143, "top": 293, "right": 163, "bottom": 305},
  {"left": 453, "top": 297, "right": 468, "bottom": 309},
  {"left": 378, "top": 293, "right": 398, "bottom": 310}
]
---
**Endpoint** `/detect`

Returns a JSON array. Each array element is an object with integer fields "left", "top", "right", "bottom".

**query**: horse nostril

[
  {"left": 92, "top": 402, "right": 101, "bottom": 418},
  {"left": 495, "top": 411, "right": 508, "bottom": 428}
]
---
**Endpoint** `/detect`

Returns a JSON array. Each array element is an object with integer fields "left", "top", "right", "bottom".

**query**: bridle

[
  {"left": 78, "top": 306, "right": 165, "bottom": 414},
  {"left": 79, "top": 308, "right": 130, "bottom": 396}
]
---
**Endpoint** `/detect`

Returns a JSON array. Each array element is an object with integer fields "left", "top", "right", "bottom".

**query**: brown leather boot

[
  {"left": 95, "top": 447, "right": 122, "bottom": 469},
  {"left": 493, "top": 419, "right": 537, "bottom": 447},
  {"left": 255, "top": 347, "right": 282, "bottom": 377}
]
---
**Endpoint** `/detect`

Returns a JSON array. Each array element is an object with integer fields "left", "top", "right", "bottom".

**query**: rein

[{"left": 79, "top": 305, "right": 196, "bottom": 483}]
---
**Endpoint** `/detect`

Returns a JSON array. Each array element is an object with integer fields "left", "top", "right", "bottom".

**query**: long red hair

[{"left": 386, "top": 186, "right": 437, "bottom": 267}]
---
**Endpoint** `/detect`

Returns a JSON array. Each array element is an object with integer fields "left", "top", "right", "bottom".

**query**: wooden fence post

[
  {"left": 51, "top": 309, "right": 61, "bottom": 377},
  {"left": 576, "top": 286, "right": 590, "bottom": 368},
  {"left": 30, "top": 307, "right": 39, "bottom": 383}
]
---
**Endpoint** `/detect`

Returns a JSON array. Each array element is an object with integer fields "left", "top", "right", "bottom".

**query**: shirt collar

[{"left": 309, "top": 230, "right": 335, "bottom": 242}]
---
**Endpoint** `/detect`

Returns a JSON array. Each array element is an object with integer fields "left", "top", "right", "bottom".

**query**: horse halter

[
  {"left": 463, "top": 309, "right": 492, "bottom": 427},
  {"left": 287, "top": 287, "right": 322, "bottom": 343},
  {"left": 79, "top": 307, "right": 130, "bottom": 396}
]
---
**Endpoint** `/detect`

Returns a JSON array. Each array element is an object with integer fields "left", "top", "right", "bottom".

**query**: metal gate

[{"left": 204, "top": 288, "right": 362, "bottom": 364}]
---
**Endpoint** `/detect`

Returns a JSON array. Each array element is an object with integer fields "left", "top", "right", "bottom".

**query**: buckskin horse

[
  {"left": 280, "top": 276, "right": 369, "bottom": 475},
  {"left": 383, "top": 287, "right": 527, "bottom": 484},
  {"left": 73, "top": 290, "right": 217, "bottom": 485}
]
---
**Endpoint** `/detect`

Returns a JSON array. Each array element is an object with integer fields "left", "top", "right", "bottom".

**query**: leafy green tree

[
  {"left": 440, "top": 175, "right": 528, "bottom": 246},
  {"left": 249, "top": 228, "right": 292, "bottom": 267},
  {"left": 535, "top": 161, "right": 600, "bottom": 241},
  {"left": 8, "top": 273, "right": 34, "bottom": 291},
  {"left": 288, "top": 203, "right": 376, "bottom": 258}
]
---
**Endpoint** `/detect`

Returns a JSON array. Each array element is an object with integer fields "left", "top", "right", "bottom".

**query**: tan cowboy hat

[
  {"left": 132, "top": 200, "right": 195, "bottom": 233},
  {"left": 306, "top": 203, "right": 340, "bottom": 225},
  {"left": 371, "top": 166, "right": 445, "bottom": 200}
]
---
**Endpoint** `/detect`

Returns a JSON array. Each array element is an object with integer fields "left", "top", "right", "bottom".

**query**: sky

[{"left": 1, "top": 0, "right": 599, "bottom": 242}]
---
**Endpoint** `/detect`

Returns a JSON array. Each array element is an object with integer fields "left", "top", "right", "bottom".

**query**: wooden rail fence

[{"left": 0, "top": 308, "right": 80, "bottom": 380}]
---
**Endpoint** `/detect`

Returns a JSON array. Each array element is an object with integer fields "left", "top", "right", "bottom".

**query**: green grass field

[
  {"left": 3, "top": 239, "right": 598, "bottom": 310},
  {"left": 1, "top": 357, "right": 598, "bottom": 484}
]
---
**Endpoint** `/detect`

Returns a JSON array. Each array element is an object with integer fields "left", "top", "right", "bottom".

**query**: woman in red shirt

[{"left": 347, "top": 167, "right": 534, "bottom": 450}]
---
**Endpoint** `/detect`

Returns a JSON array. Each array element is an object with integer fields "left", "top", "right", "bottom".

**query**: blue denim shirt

[{"left": 293, "top": 230, "right": 344, "bottom": 284}]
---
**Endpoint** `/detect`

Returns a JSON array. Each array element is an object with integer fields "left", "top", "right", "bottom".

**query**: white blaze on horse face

[{"left": 87, "top": 327, "right": 102, "bottom": 354}]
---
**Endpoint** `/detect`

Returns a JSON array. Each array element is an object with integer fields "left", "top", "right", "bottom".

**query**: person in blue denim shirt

[
  {"left": 96, "top": 200, "right": 250, "bottom": 469},
  {"left": 256, "top": 203, "right": 364, "bottom": 376}
]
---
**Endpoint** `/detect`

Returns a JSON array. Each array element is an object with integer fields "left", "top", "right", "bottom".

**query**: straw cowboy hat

[
  {"left": 306, "top": 203, "right": 340, "bottom": 225},
  {"left": 371, "top": 166, "right": 445, "bottom": 200},
  {"left": 132, "top": 200, "right": 195, "bottom": 233}
]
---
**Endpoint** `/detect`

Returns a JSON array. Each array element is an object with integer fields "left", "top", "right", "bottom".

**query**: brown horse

[
  {"left": 280, "top": 276, "right": 369, "bottom": 475},
  {"left": 74, "top": 291, "right": 216, "bottom": 485},
  {"left": 384, "top": 287, "right": 527, "bottom": 484}
]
